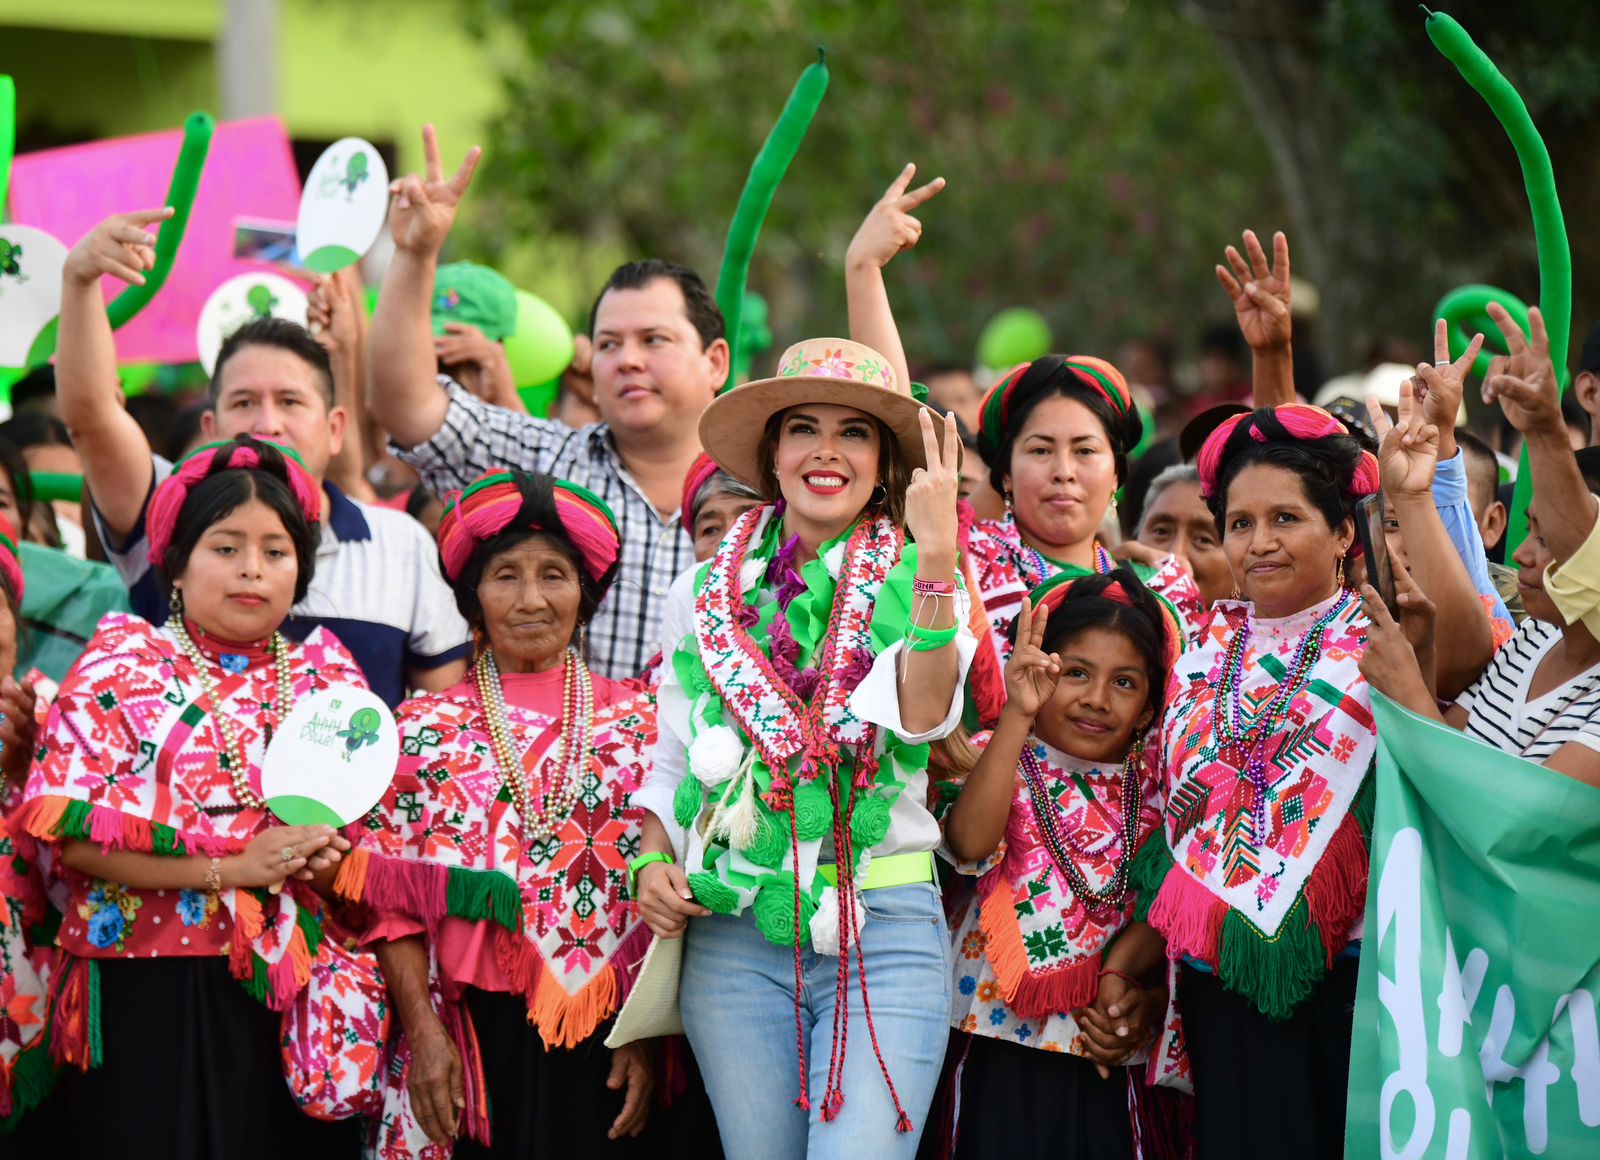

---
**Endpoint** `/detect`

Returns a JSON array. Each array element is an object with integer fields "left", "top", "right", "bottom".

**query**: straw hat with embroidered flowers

[{"left": 698, "top": 337, "right": 954, "bottom": 487}]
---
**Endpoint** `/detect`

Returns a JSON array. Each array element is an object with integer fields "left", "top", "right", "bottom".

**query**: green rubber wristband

[
  {"left": 906, "top": 623, "right": 959, "bottom": 652},
  {"left": 628, "top": 851, "right": 674, "bottom": 899}
]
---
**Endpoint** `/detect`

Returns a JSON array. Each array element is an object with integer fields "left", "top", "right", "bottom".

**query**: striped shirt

[
  {"left": 1456, "top": 617, "right": 1600, "bottom": 760},
  {"left": 392, "top": 377, "right": 697, "bottom": 681},
  {"left": 95, "top": 459, "right": 470, "bottom": 708}
]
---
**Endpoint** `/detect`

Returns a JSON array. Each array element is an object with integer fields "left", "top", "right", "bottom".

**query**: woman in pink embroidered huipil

[
  {"left": 341, "top": 470, "right": 661, "bottom": 1158},
  {"left": 16, "top": 438, "right": 363, "bottom": 1158},
  {"left": 1123, "top": 401, "right": 1483, "bottom": 1159}
]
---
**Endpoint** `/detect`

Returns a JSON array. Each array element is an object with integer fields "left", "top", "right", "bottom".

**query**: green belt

[{"left": 817, "top": 851, "right": 935, "bottom": 891}]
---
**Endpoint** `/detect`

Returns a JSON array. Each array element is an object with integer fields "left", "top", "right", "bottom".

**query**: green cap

[{"left": 432, "top": 262, "right": 517, "bottom": 342}]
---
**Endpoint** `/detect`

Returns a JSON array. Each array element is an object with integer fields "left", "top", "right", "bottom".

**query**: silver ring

[{"left": 1433, "top": 360, "right": 1452, "bottom": 367}]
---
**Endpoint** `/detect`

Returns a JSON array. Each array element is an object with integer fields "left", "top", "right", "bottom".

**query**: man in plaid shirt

[{"left": 369, "top": 128, "right": 730, "bottom": 679}]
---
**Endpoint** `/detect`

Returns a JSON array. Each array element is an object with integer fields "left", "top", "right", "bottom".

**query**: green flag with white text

[{"left": 1346, "top": 693, "right": 1600, "bottom": 1158}]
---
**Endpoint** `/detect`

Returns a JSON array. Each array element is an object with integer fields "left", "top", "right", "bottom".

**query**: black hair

[
  {"left": 1456, "top": 431, "right": 1501, "bottom": 509},
  {"left": 1120, "top": 436, "right": 1181, "bottom": 538},
  {"left": 1563, "top": 388, "right": 1590, "bottom": 441},
  {"left": 987, "top": 357, "right": 1145, "bottom": 494},
  {"left": 211, "top": 317, "right": 336, "bottom": 410},
  {"left": 588, "top": 260, "right": 725, "bottom": 351},
  {"left": 1205, "top": 409, "right": 1365, "bottom": 545},
  {"left": 165, "top": 402, "right": 209, "bottom": 463},
  {"left": 7, "top": 365, "right": 57, "bottom": 416},
  {"left": 1010, "top": 566, "right": 1174, "bottom": 722},
  {"left": 450, "top": 472, "right": 619, "bottom": 648},
  {"left": 157, "top": 436, "right": 320, "bottom": 605},
  {"left": 0, "top": 435, "right": 37, "bottom": 539},
  {"left": 1199, "top": 324, "right": 1246, "bottom": 362},
  {"left": 1575, "top": 448, "right": 1600, "bottom": 497},
  {"left": 405, "top": 485, "right": 439, "bottom": 522},
  {"left": 0, "top": 413, "right": 72, "bottom": 452}
]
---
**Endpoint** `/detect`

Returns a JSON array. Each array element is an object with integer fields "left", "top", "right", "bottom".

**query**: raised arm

[
  {"left": 308, "top": 268, "right": 377, "bottom": 502},
  {"left": 1369, "top": 381, "right": 1493, "bottom": 699},
  {"left": 1216, "top": 229, "right": 1295, "bottom": 407},
  {"left": 368, "top": 124, "right": 482, "bottom": 449},
  {"left": 56, "top": 209, "right": 172, "bottom": 541},
  {"left": 845, "top": 164, "right": 945, "bottom": 395},
  {"left": 1485, "top": 303, "right": 1596, "bottom": 563},
  {"left": 897, "top": 410, "right": 963, "bottom": 734}
]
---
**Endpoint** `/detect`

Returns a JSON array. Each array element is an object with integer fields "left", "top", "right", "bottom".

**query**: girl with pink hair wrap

[
  {"left": 13, "top": 433, "right": 372, "bottom": 1156},
  {"left": 339, "top": 468, "right": 680, "bottom": 1155}
]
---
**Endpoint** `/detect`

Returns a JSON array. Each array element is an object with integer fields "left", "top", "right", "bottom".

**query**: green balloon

[
  {"left": 1434, "top": 284, "right": 1530, "bottom": 378},
  {"left": 976, "top": 308, "right": 1052, "bottom": 370},
  {"left": 518, "top": 377, "right": 560, "bottom": 418},
  {"left": 503, "top": 290, "right": 575, "bottom": 390}
]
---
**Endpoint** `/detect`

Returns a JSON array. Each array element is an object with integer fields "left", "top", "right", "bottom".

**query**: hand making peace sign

[
  {"left": 1000, "top": 596, "right": 1063, "bottom": 723},
  {"left": 846, "top": 162, "right": 946, "bottom": 272},
  {"left": 903, "top": 408, "right": 962, "bottom": 564},
  {"left": 1483, "top": 303, "right": 1564, "bottom": 438},
  {"left": 1367, "top": 378, "right": 1441, "bottom": 498},
  {"left": 1410, "top": 317, "right": 1484, "bottom": 461},
  {"left": 389, "top": 124, "right": 482, "bottom": 258}
]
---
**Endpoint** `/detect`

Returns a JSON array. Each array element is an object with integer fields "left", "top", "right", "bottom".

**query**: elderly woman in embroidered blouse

[
  {"left": 15, "top": 437, "right": 361, "bottom": 1159},
  {"left": 632, "top": 337, "right": 970, "bottom": 1159},
  {"left": 1363, "top": 306, "right": 1600, "bottom": 790},
  {"left": 340, "top": 470, "right": 660, "bottom": 1157},
  {"left": 1112, "top": 398, "right": 1483, "bottom": 1160}
]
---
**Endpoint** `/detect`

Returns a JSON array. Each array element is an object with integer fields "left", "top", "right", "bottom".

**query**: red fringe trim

[
  {"left": 12, "top": 795, "right": 244, "bottom": 859},
  {"left": 1146, "top": 865, "right": 1226, "bottom": 969},
  {"left": 978, "top": 885, "right": 1100, "bottom": 1021},
  {"left": 1303, "top": 810, "right": 1370, "bottom": 967},
  {"left": 441, "top": 1000, "right": 491, "bottom": 1146},
  {"left": 346, "top": 851, "right": 449, "bottom": 921}
]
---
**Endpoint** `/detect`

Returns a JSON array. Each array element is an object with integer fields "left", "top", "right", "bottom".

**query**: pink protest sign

[{"left": 7, "top": 116, "right": 303, "bottom": 364}]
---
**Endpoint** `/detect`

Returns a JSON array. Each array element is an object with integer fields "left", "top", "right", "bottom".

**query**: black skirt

[
  {"left": 44, "top": 956, "right": 361, "bottom": 1160},
  {"left": 1178, "top": 958, "right": 1358, "bottom": 1160},
  {"left": 454, "top": 986, "right": 721, "bottom": 1159},
  {"left": 927, "top": 1030, "right": 1135, "bottom": 1159}
]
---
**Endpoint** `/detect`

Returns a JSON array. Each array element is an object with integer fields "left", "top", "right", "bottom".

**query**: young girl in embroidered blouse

[{"left": 939, "top": 568, "right": 1180, "bottom": 1158}]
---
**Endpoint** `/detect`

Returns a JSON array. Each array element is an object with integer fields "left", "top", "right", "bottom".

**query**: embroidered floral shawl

[
  {"left": 1131, "top": 593, "right": 1375, "bottom": 1021},
  {"left": 15, "top": 614, "right": 363, "bottom": 1032},
  {"left": 338, "top": 675, "right": 655, "bottom": 1051}
]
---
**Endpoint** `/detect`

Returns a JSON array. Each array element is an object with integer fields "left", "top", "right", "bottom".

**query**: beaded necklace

[
  {"left": 476, "top": 646, "right": 594, "bottom": 841},
  {"left": 1019, "top": 742, "right": 1141, "bottom": 912},
  {"left": 168, "top": 616, "right": 294, "bottom": 812},
  {"left": 1214, "top": 589, "right": 1354, "bottom": 843},
  {"left": 1012, "top": 522, "right": 1112, "bottom": 587}
]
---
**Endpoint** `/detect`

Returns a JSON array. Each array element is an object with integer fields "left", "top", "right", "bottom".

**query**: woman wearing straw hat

[
  {"left": 632, "top": 338, "right": 970, "bottom": 1158},
  {"left": 337, "top": 469, "right": 663, "bottom": 1156}
]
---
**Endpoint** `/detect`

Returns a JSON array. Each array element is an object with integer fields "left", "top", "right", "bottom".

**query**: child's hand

[
  {"left": 1074, "top": 971, "right": 1162, "bottom": 1076},
  {"left": 1001, "top": 597, "right": 1061, "bottom": 723}
]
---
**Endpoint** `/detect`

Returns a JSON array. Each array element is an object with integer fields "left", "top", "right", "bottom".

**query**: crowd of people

[{"left": 0, "top": 122, "right": 1595, "bottom": 1160}]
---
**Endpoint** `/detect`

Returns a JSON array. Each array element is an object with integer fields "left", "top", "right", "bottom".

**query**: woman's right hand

[
  {"left": 636, "top": 858, "right": 710, "bottom": 939},
  {"left": 407, "top": 1015, "right": 465, "bottom": 1144},
  {"left": 1001, "top": 597, "right": 1061, "bottom": 723},
  {"left": 225, "top": 825, "right": 339, "bottom": 890},
  {"left": 63, "top": 208, "right": 174, "bottom": 288}
]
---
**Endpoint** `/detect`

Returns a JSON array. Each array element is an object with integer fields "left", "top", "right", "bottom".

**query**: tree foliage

[{"left": 463, "top": 0, "right": 1281, "bottom": 368}]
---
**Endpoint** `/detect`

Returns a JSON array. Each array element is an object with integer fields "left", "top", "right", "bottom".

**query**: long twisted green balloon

[
  {"left": 26, "top": 111, "right": 214, "bottom": 367},
  {"left": 714, "top": 49, "right": 829, "bottom": 392},
  {"left": 0, "top": 76, "right": 14, "bottom": 219},
  {"left": 1425, "top": 8, "right": 1571, "bottom": 551}
]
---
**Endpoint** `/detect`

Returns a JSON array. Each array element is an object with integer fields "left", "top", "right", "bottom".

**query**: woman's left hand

[
  {"left": 903, "top": 409, "right": 961, "bottom": 563},
  {"left": 606, "top": 1042, "right": 654, "bottom": 1140},
  {"left": 1369, "top": 378, "right": 1440, "bottom": 498}
]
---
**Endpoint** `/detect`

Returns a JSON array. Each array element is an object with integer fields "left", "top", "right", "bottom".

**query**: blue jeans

[{"left": 680, "top": 882, "right": 953, "bottom": 1160}]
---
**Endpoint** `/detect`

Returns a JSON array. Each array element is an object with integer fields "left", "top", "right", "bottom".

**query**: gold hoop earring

[{"left": 169, "top": 586, "right": 184, "bottom": 618}]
